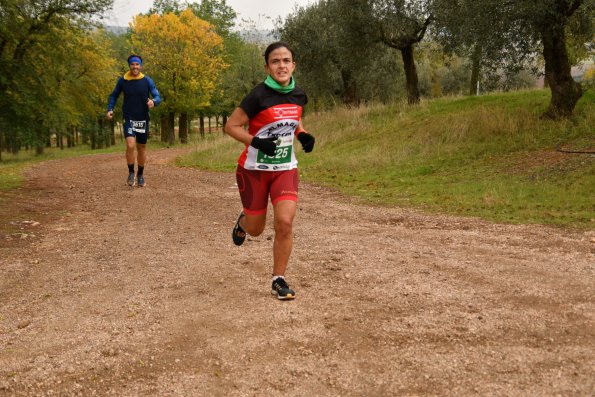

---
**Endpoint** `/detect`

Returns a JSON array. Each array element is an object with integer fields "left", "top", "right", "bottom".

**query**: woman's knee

[{"left": 274, "top": 217, "right": 293, "bottom": 237}]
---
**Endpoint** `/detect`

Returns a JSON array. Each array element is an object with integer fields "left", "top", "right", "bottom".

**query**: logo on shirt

[{"left": 273, "top": 106, "right": 299, "bottom": 120}]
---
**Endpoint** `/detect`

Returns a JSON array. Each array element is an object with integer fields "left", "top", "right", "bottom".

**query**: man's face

[
  {"left": 129, "top": 62, "right": 141, "bottom": 76},
  {"left": 265, "top": 47, "right": 295, "bottom": 86}
]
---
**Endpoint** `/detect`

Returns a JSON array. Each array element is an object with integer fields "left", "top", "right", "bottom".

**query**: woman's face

[{"left": 265, "top": 47, "right": 295, "bottom": 86}]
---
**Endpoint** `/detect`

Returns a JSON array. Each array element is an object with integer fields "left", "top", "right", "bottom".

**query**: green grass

[
  {"left": 178, "top": 88, "right": 595, "bottom": 229},
  {"left": 0, "top": 143, "right": 125, "bottom": 192},
  {"left": 0, "top": 137, "right": 187, "bottom": 193},
  {"left": 176, "top": 132, "right": 238, "bottom": 172}
]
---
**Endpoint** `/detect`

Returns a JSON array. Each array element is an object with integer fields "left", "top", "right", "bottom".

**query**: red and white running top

[{"left": 237, "top": 83, "right": 308, "bottom": 171}]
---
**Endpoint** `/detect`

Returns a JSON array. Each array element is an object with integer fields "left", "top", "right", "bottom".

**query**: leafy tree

[
  {"left": 209, "top": 34, "right": 263, "bottom": 125},
  {"left": 369, "top": 0, "right": 434, "bottom": 105},
  {"left": 535, "top": 0, "right": 591, "bottom": 118},
  {"left": 149, "top": 0, "right": 183, "bottom": 15},
  {"left": 414, "top": 41, "right": 470, "bottom": 97},
  {"left": 189, "top": 0, "right": 240, "bottom": 132},
  {"left": 189, "top": 0, "right": 236, "bottom": 37},
  {"left": 0, "top": 0, "right": 114, "bottom": 155},
  {"left": 131, "top": 8, "right": 226, "bottom": 144},
  {"left": 433, "top": 0, "right": 593, "bottom": 118},
  {"left": 281, "top": 0, "right": 390, "bottom": 107}
]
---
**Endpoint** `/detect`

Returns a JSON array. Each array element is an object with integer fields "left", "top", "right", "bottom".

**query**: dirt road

[{"left": 0, "top": 148, "right": 593, "bottom": 396}]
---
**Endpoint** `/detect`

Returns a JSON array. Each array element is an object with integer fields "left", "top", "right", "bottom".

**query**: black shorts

[{"left": 123, "top": 119, "right": 149, "bottom": 144}]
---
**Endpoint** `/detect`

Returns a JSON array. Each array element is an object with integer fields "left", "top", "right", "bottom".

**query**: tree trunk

[
  {"left": 82, "top": 126, "right": 89, "bottom": 145},
  {"left": 541, "top": 21, "right": 582, "bottom": 119},
  {"left": 100, "top": 118, "right": 110, "bottom": 148},
  {"left": 90, "top": 121, "right": 97, "bottom": 149},
  {"left": 469, "top": 44, "right": 481, "bottom": 96},
  {"left": 179, "top": 112, "right": 188, "bottom": 144},
  {"left": 96, "top": 118, "right": 104, "bottom": 149},
  {"left": 199, "top": 115, "right": 205, "bottom": 138},
  {"left": 9, "top": 126, "right": 19, "bottom": 155},
  {"left": 401, "top": 46, "right": 420, "bottom": 105},
  {"left": 168, "top": 111, "right": 175, "bottom": 145},
  {"left": 340, "top": 69, "right": 359, "bottom": 107},
  {"left": 35, "top": 123, "right": 45, "bottom": 155},
  {"left": 160, "top": 113, "right": 168, "bottom": 142},
  {"left": 67, "top": 126, "right": 74, "bottom": 148},
  {"left": 110, "top": 120, "right": 115, "bottom": 146}
]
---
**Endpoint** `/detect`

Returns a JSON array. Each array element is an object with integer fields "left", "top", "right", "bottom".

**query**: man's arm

[
  {"left": 106, "top": 78, "right": 123, "bottom": 119},
  {"left": 146, "top": 77, "right": 161, "bottom": 107}
]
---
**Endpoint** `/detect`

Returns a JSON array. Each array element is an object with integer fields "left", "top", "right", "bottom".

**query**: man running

[
  {"left": 107, "top": 55, "right": 161, "bottom": 187},
  {"left": 224, "top": 41, "right": 316, "bottom": 300}
]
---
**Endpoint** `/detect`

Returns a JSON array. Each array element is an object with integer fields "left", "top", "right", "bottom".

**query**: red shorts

[{"left": 236, "top": 166, "right": 299, "bottom": 215}]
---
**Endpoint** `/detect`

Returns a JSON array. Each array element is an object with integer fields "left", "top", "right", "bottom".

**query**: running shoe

[
  {"left": 271, "top": 277, "right": 295, "bottom": 300},
  {"left": 137, "top": 175, "right": 145, "bottom": 187},
  {"left": 127, "top": 172, "right": 135, "bottom": 186},
  {"left": 232, "top": 212, "right": 246, "bottom": 246}
]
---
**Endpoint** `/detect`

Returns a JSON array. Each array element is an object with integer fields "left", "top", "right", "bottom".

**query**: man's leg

[
  {"left": 125, "top": 137, "right": 136, "bottom": 166},
  {"left": 136, "top": 143, "right": 147, "bottom": 186},
  {"left": 125, "top": 137, "right": 136, "bottom": 185},
  {"left": 136, "top": 143, "right": 146, "bottom": 168}
]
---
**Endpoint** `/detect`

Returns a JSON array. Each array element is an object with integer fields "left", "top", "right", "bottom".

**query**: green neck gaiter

[{"left": 264, "top": 75, "right": 295, "bottom": 94}]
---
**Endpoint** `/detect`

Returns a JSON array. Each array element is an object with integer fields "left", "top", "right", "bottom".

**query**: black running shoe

[
  {"left": 127, "top": 172, "right": 135, "bottom": 186},
  {"left": 137, "top": 175, "right": 145, "bottom": 187},
  {"left": 271, "top": 277, "right": 295, "bottom": 300},
  {"left": 232, "top": 212, "right": 246, "bottom": 246}
]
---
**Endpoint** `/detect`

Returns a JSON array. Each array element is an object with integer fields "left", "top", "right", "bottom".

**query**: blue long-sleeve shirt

[{"left": 107, "top": 72, "right": 161, "bottom": 121}]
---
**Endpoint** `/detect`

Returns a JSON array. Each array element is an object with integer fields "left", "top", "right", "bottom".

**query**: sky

[{"left": 104, "top": 0, "right": 313, "bottom": 30}]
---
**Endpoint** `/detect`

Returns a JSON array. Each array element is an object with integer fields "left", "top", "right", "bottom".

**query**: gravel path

[{"left": 1, "top": 148, "right": 593, "bottom": 396}]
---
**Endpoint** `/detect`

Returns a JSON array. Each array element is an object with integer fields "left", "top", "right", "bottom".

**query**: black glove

[
  {"left": 297, "top": 132, "right": 315, "bottom": 153},
  {"left": 250, "top": 136, "right": 277, "bottom": 156}
]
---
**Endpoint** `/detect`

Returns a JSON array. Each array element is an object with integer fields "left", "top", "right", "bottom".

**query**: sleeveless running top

[{"left": 237, "top": 83, "right": 308, "bottom": 171}]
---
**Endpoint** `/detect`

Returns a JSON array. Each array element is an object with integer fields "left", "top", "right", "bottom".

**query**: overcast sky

[{"left": 104, "top": 0, "right": 313, "bottom": 29}]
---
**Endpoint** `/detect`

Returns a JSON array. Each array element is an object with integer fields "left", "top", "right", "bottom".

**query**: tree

[
  {"left": 209, "top": 34, "right": 263, "bottom": 125},
  {"left": 534, "top": 0, "right": 589, "bottom": 118},
  {"left": 433, "top": 0, "right": 593, "bottom": 118},
  {"left": 370, "top": 0, "right": 434, "bottom": 105},
  {"left": 189, "top": 0, "right": 237, "bottom": 37},
  {"left": 189, "top": 0, "right": 239, "bottom": 132},
  {"left": 149, "top": 0, "right": 183, "bottom": 15},
  {"left": 282, "top": 2, "right": 357, "bottom": 105},
  {"left": 281, "top": 0, "right": 389, "bottom": 107},
  {"left": 131, "top": 8, "right": 227, "bottom": 144},
  {"left": 0, "top": 0, "right": 114, "bottom": 154}
]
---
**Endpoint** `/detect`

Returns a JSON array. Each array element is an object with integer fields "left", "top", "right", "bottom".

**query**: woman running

[{"left": 224, "top": 41, "right": 315, "bottom": 300}]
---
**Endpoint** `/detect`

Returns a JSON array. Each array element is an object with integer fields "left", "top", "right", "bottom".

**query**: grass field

[
  {"left": 1, "top": 89, "right": 592, "bottom": 228},
  {"left": 176, "top": 88, "right": 594, "bottom": 229}
]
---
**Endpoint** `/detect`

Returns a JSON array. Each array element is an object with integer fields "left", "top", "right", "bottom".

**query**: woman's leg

[{"left": 272, "top": 200, "right": 297, "bottom": 276}]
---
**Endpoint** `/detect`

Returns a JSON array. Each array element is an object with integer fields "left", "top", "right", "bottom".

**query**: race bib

[
  {"left": 127, "top": 120, "right": 147, "bottom": 135},
  {"left": 257, "top": 144, "right": 292, "bottom": 165},
  {"left": 255, "top": 136, "right": 293, "bottom": 170}
]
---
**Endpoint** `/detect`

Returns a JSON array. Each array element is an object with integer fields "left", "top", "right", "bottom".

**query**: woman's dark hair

[{"left": 264, "top": 41, "right": 295, "bottom": 64}]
